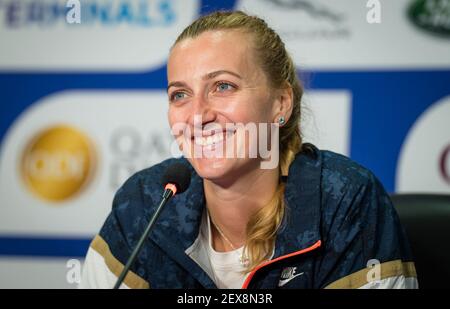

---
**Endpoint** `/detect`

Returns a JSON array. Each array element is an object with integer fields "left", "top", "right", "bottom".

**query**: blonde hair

[{"left": 173, "top": 11, "right": 311, "bottom": 272}]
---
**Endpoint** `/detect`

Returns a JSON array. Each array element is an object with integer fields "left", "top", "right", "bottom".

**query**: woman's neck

[{"left": 204, "top": 164, "right": 279, "bottom": 251}]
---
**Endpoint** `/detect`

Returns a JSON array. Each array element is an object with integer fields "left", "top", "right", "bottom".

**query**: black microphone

[{"left": 113, "top": 163, "right": 191, "bottom": 289}]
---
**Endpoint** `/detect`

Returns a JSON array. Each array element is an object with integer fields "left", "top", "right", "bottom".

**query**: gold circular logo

[{"left": 21, "top": 125, "right": 97, "bottom": 203}]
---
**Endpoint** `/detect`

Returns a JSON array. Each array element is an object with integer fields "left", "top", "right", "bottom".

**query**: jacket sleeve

[
  {"left": 79, "top": 174, "right": 151, "bottom": 289},
  {"left": 317, "top": 173, "right": 418, "bottom": 289}
]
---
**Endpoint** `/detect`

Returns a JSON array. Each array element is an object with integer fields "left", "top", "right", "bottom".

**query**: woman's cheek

[{"left": 168, "top": 111, "right": 186, "bottom": 133}]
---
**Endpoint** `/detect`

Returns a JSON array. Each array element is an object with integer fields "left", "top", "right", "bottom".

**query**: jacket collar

[{"left": 149, "top": 144, "right": 322, "bottom": 288}]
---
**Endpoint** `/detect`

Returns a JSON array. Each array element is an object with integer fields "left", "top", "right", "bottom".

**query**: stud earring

[{"left": 278, "top": 116, "right": 286, "bottom": 126}]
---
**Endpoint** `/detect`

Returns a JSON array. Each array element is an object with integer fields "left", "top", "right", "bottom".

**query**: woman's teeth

[
  {"left": 195, "top": 133, "right": 224, "bottom": 146},
  {"left": 194, "top": 131, "right": 234, "bottom": 147}
]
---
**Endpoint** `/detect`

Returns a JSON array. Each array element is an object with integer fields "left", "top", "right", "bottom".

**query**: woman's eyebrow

[
  {"left": 203, "top": 70, "right": 242, "bottom": 80},
  {"left": 167, "top": 81, "right": 187, "bottom": 93},
  {"left": 167, "top": 70, "right": 242, "bottom": 92}
]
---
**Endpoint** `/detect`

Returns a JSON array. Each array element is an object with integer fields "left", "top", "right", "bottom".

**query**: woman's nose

[{"left": 188, "top": 95, "right": 217, "bottom": 128}]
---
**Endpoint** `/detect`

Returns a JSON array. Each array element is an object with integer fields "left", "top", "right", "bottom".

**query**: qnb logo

[
  {"left": 0, "top": 0, "right": 176, "bottom": 28},
  {"left": 440, "top": 144, "right": 450, "bottom": 185},
  {"left": 20, "top": 125, "right": 97, "bottom": 202}
]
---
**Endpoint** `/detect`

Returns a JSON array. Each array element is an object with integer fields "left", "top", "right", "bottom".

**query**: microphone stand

[{"left": 113, "top": 188, "right": 174, "bottom": 289}]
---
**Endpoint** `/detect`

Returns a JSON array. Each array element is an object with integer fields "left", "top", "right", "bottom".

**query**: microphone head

[{"left": 161, "top": 163, "right": 191, "bottom": 194}]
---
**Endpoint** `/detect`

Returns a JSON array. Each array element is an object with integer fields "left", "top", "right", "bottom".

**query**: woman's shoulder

[
  {"left": 296, "top": 144, "right": 387, "bottom": 212},
  {"left": 301, "top": 143, "right": 379, "bottom": 191},
  {"left": 308, "top": 145, "right": 392, "bottom": 222},
  {"left": 322, "top": 150, "right": 376, "bottom": 185}
]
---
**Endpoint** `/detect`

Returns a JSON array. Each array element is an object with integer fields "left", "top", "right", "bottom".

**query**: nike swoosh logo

[{"left": 278, "top": 272, "right": 305, "bottom": 287}]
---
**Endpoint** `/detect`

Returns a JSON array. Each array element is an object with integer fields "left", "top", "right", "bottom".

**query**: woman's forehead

[
  {"left": 168, "top": 30, "right": 257, "bottom": 79},
  {"left": 175, "top": 29, "right": 250, "bottom": 51}
]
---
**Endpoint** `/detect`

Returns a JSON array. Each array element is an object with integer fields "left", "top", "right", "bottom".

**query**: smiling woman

[{"left": 79, "top": 11, "right": 418, "bottom": 289}]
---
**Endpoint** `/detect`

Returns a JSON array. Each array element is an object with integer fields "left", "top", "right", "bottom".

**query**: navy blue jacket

[{"left": 88, "top": 144, "right": 417, "bottom": 288}]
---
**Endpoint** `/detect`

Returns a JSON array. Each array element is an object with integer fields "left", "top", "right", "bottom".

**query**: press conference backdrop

[{"left": 0, "top": 0, "right": 449, "bottom": 288}]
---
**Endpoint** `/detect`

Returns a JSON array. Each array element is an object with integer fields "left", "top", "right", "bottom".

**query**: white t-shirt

[{"left": 204, "top": 211, "right": 249, "bottom": 289}]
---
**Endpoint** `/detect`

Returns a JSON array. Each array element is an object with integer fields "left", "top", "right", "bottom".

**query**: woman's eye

[
  {"left": 216, "top": 82, "right": 235, "bottom": 92},
  {"left": 170, "top": 92, "right": 186, "bottom": 101}
]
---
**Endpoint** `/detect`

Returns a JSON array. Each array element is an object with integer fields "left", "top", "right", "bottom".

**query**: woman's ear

[{"left": 272, "top": 84, "right": 294, "bottom": 125}]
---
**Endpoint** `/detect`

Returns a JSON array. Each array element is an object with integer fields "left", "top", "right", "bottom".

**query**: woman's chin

[{"left": 191, "top": 156, "right": 233, "bottom": 181}]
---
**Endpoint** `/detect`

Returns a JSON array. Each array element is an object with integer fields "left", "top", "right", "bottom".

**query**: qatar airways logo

[
  {"left": 440, "top": 144, "right": 450, "bottom": 185},
  {"left": 170, "top": 115, "right": 280, "bottom": 169},
  {"left": 0, "top": 0, "right": 176, "bottom": 28}
]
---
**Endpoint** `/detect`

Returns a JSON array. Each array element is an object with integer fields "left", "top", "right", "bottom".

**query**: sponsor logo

[
  {"left": 440, "top": 144, "right": 450, "bottom": 184},
  {"left": 0, "top": 0, "right": 176, "bottom": 28},
  {"left": 396, "top": 95, "right": 450, "bottom": 193},
  {"left": 278, "top": 267, "right": 304, "bottom": 287},
  {"left": 258, "top": 0, "right": 351, "bottom": 41},
  {"left": 408, "top": 0, "right": 450, "bottom": 37},
  {"left": 109, "top": 126, "right": 175, "bottom": 191},
  {"left": 0, "top": 0, "right": 198, "bottom": 71},
  {"left": 20, "top": 125, "right": 97, "bottom": 202},
  {"left": 264, "top": 0, "right": 344, "bottom": 22}
]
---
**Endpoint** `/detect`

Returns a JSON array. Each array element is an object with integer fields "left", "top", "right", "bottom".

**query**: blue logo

[{"left": 0, "top": 0, "right": 177, "bottom": 28}]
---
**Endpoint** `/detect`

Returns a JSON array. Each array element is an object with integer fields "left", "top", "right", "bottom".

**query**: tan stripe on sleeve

[
  {"left": 90, "top": 234, "right": 150, "bottom": 289},
  {"left": 325, "top": 259, "right": 417, "bottom": 289}
]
